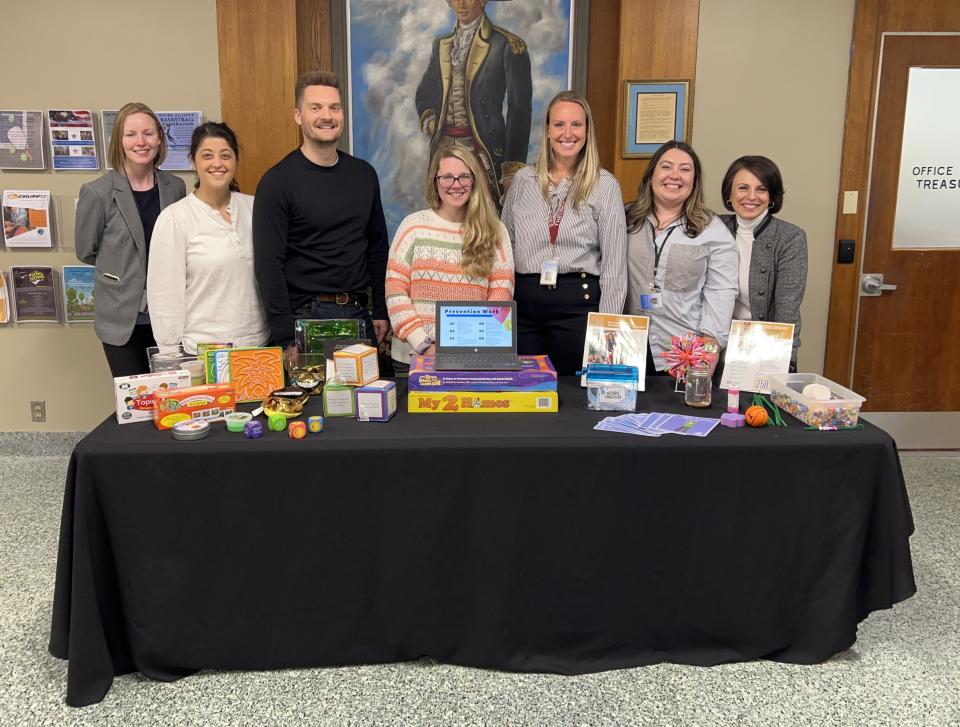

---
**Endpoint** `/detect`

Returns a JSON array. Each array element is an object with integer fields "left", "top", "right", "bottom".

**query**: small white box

[
  {"left": 113, "top": 370, "right": 191, "bottom": 424},
  {"left": 333, "top": 344, "right": 379, "bottom": 385},
  {"left": 355, "top": 380, "right": 397, "bottom": 422}
]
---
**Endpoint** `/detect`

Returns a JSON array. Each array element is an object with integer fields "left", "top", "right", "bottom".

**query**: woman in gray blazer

[
  {"left": 720, "top": 156, "right": 808, "bottom": 370},
  {"left": 75, "top": 102, "right": 186, "bottom": 377}
]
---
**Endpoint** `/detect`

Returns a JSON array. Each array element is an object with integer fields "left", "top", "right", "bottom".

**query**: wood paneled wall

[
  {"left": 216, "top": 0, "right": 334, "bottom": 192},
  {"left": 587, "top": 0, "right": 701, "bottom": 201}
]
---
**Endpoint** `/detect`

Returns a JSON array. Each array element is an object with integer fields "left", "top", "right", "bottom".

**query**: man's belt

[{"left": 314, "top": 293, "right": 360, "bottom": 305}]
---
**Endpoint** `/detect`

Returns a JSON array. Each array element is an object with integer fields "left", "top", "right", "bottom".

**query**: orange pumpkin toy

[{"left": 744, "top": 405, "right": 768, "bottom": 427}]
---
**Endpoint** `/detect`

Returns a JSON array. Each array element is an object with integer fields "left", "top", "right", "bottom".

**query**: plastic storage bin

[
  {"left": 768, "top": 373, "right": 865, "bottom": 428},
  {"left": 585, "top": 364, "right": 639, "bottom": 412}
]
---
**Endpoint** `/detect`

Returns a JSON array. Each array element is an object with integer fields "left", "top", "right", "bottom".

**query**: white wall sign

[{"left": 891, "top": 67, "right": 960, "bottom": 250}]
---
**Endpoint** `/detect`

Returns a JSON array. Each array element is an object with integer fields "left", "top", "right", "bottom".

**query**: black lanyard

[{"left": 650, "top": 222, "right": 678, "bottom": 291}]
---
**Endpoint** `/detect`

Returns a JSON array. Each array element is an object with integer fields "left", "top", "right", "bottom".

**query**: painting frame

[{"left": 622, "top": 80, "right": 691, "bottom": 159}]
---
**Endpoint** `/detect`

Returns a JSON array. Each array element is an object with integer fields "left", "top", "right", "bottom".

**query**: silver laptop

[{"left": 434, "top": 301, "right": 523, "bottom": 371}]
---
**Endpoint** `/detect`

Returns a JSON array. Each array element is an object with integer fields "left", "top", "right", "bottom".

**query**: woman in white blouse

[{"left": 147, "top": 122, "right": 268, "bottom": 354}]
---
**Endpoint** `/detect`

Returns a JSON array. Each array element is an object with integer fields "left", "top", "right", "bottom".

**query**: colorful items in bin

[
  {"left": 113, "top": 370, "right": 192, "bottom": 424},
  {"left": 408, "top": 390, "right": 558, "bottom": 413},
  {"left": 268, "top": 414, "right": 287, "bottom": 432},
  {"left": 744, "top": 406, "right": 768, "bottom": 427},
  {"left": 768, "top": 373, "right": 865, "bottom": 429},
  {"left": 260, "top": 387, "right": 309, "bottom": 419},
  {"left": 295, "top": 319, "right": 368, "bottom": 354},
  {"left": 720, "top": 412, "right": 745, "bottom": 428},
  {"left": 355, "top": 380, "right": 397, "bottom": 422},
  {"left": 153, "top": 384, "right": 236, "bottom": 430},
  {"left": 308, "top": 415, "right": 324, "bottom": 433},
  {"left": 333, "top": 343, "right": 379, "bottom": 386},
  {"left": 244, "top": 420, "right": 264, "bottom": 438},
  {"left": 224, "top": 412, "right": 253, "bottom": 432},
  {"left": 659, "top": 332, "right": 717, "bottom": 381},
  {"left": 323, "top": 381, "right": 355, "bottom": 417},
  {"left": 409, "top": 355, "right": 557, "bottom": 392},
  {"left": 582, "top": 363, "right": 639, "bottom": 412},
  {"left": 288, "top": 421, "right": 307, "bottom": 439},
  {"left": 203, "top": 346, "right": 285, "bottom": 402},
  {"left": 171, "top": 419, "right": 210, "bottom": 441}
]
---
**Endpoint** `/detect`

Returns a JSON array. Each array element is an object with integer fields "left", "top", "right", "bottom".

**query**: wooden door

[
  {"left": 854, "top": 34, "right": 960, "bottom": 410},
  {"left": 825, "top": 0, "right": 960, "bottom": 417}
]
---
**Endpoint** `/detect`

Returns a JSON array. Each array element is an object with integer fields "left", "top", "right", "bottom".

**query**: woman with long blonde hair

[
  {"left": 501, "top": 91, "right": 627, "bottom": 375},
  {"left": 386, "top": 145, "right": 514, "bottom": 373}
]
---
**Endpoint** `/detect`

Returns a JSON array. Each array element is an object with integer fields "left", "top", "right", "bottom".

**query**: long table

[{"left": 49, "top": 377, "right": 916, "bottom": 706}]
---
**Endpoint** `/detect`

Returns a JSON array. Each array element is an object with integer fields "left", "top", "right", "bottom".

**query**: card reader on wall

[{"left": 837, "top": 239, "right": 855, "bottom": 264}]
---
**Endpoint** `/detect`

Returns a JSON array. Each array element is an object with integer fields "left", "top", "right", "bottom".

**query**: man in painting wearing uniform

[{"left": 416, "top": 0, "right": 533, "bottom": 204}]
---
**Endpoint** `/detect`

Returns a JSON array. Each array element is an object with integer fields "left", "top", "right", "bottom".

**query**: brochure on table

[
  {"left": 580, "top": 312, "right": 649, "bottom": 389},
  {"left": 720, "top": 320, "right": 795, "bottom": 394},
  {"left": 47, "top": 110, "right": 98, "bottom": 170},
  {"left": 0, "top": 111, "right": 46, "bottom": 170},
  {"left": 2, "top": 190, "right": 52, "bottom": 247}
]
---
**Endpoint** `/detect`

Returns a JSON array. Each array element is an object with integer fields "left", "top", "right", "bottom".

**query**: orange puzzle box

[{"left": 153, "top": 383, "right": 237, "bottom": 430}]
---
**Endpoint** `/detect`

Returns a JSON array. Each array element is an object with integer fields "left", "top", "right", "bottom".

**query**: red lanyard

[{"left": 547, "top": 183, "right": 572, "bottom": 246}]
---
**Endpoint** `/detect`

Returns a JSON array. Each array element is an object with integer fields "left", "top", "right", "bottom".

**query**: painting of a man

[{"left": 415, "top": 0, "right": 532, "bottom": 203}]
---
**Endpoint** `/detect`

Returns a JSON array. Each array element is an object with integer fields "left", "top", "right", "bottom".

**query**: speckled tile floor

[{"left": 1, "top": 448, "right": 957, "bottom": 727}]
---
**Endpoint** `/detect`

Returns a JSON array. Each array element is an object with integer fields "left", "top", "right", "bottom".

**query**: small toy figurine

[
  {"left": 288, "top": 421, "right": 307, "bottom": 439},
  {"left": 268, "top": 414, "right": 287, "bottom": 432},
  {"left": 745, "top": 405, "right": 768, "bottom": 427},
  {"left": 244, "top": 420, "right": 264, "bottom": 439},
  {"left": 308, "top": 415, "right": 324, "bottom": 433}
]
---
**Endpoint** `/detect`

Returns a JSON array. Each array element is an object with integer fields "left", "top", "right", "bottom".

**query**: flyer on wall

[
  {"left": 719, "top": 320, "right": 795, "bottom": 394},
  {"left": 0, "top": 272, "right": 10, "bottom": 324},
  {"left": 62, "top": 265, "right": 95, "bottom": 322},
  {"left": 47, "top": 109, "right": 99, "bottom": 170},
  {"left": 0, "top": 110, "right": 46, "bottom": 170},
  {"left": 101, "top": 110, "right": 203, "bottom": 170},
  {"left": 2, "top": 190, "right": 52, "bottom": 247},
  {"left": 10, "top": 265, "right": 60, "bottom": 323}
]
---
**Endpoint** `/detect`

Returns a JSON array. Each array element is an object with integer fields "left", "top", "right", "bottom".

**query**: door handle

[{"left": 861, "top": 273, "right": 897, "bottom": 296}]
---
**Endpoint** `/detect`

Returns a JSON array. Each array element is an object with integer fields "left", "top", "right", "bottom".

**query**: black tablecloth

[{"left": 49, "top": 377, "right": 916, "bottom": 707}]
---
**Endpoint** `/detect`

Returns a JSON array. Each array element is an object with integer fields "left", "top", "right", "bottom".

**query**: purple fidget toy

[{"left": 244, "top": 420, "right": 264, "bottom": 439}]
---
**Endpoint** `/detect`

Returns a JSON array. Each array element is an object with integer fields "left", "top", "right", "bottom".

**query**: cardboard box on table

[
  {"left": 153, "top": 383, "right": 237, "bottom": 430},
  {"left": 355, "top": 380, "right": 397, "bottom": 422},
  {"left": 333, "top": 344, "right": 379, "bottom": 386},
  {"left": 409, "top": 355, "right": 557, "bottom": 392},
  {"left": 113, "top": 370, "right": 192, "bottom": 424},
  {"left": 408, "top": 390, "right": 558, "bottom": 414}
]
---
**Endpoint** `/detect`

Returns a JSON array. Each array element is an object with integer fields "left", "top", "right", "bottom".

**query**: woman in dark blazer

[
  {"left": 720, "top": 156, "right": 807, "bottom": 369},
  {"left": 76, "top": 102, "right": 186, "bottom": 377}
]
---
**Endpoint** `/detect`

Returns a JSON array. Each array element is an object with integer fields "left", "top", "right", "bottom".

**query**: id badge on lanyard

[
  {"left": 642, "top": 224, "right": 676, "bottom": 310},
  {"left": 541, "top": 183, "right": 571, "bottom": 289}
]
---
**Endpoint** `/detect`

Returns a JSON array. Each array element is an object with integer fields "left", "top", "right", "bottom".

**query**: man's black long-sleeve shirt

[{"left": 253, "top": 149, "right": 388, "bottom": 345}]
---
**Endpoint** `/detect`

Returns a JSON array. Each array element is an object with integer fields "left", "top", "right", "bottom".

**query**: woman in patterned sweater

[{"left": 386, "top": 146, "right": 515, "bottom": 373}]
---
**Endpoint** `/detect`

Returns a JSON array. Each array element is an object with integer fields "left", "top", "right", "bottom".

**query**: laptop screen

[{"left": 436, "top": 302, "right": 517, "bottom": 351}]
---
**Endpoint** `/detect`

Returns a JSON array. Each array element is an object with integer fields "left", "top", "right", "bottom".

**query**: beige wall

[
  {"left": 694, "top": 0, "right": 856, "bottom": 373},
  {"left": 0, "top": 0, "right": 221, "bottom": 430}
]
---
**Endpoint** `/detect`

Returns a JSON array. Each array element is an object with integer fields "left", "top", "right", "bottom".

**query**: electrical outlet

[{"left": 30, "top": 400, "right": 46, "bottom": 423}]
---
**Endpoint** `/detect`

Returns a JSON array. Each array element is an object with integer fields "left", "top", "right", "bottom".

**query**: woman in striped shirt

[
  {"left": 386, "top": 146, "right": 514, "bottom": 373},
  {"left": 501, "top": 91, "right": 627, "bottom": 375}
]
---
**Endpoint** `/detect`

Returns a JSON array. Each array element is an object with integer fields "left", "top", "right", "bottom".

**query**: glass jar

[{"left": 684, "top": 364, "right": 712, "bottom": 408}]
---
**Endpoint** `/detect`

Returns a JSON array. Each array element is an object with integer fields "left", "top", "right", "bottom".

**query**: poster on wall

[
  {"left": 0, "top": 111, "right": 46, "bottom": 170},
  {"left": 47, "top": 109, "right": 99, "bottom": 170},
  {"left": 892, "top": 67, "right": 960, "bottom": 249},
  {"left": 2, "top": 190, "right": 52, "bottom": 248},
  {"left": 101, "top": 110, "right": 203, "bottom": 171},
  {"left": 10, "top": 265, "right": 60, "bottom": 322},
  {"left": 62, "top": 265, "right": 96, "bottom": 322},
  {"left": 347, "top": 0, "right": 575, "bottom": 234},
  {"left": 0, "top": 272, "right": 10, "bottom": 324}
]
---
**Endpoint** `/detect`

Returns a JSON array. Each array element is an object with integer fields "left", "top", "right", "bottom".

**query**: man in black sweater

[{"left": 253, "top": 70, "right": 389, "bottom": 356}]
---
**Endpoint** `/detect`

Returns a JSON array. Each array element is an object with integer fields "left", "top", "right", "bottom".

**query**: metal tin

[{"left": 171, "top": 419, "right": 211, "bottom": 440}]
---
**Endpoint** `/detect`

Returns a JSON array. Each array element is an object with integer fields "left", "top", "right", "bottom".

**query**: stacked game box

[{"left": 407, "top": 355, "right": 558, "bottom": 413}]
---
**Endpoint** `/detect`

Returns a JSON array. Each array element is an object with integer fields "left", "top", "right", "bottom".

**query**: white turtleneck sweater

[{"left": 732, "top": 209, "right": 769, "bottom": 320}]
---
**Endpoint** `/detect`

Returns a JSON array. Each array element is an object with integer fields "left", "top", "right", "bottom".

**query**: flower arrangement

[{"left": 659, "top": 332, "right": 717, "bottom": 380}]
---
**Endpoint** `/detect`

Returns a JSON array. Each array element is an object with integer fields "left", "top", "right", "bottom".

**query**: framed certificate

[{"left": 623, "top": 80, "right": 691, "bottom": 158}]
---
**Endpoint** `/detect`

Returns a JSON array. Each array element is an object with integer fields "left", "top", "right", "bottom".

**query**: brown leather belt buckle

[{"left": 335, "top": 293, "right": 350, "bottom": 305}]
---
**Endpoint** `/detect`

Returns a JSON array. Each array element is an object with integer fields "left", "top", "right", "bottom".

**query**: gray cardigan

[
  {"left": 720, "top": 214, "right": 807, "bottom": 365},
  {"left": 75, "top": 170, "right": 186, "bottom": 346}
]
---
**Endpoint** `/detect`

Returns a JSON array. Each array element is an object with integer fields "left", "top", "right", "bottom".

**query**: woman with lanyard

[
  {"left": 624, "top": 140, "right": 738, "bottom": 376},
  {"left": 501, "top": 90, "right": 627, "bottom": 376},
  {"left": 76, "top": 102, "right": 186, "bottom": 376}
]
